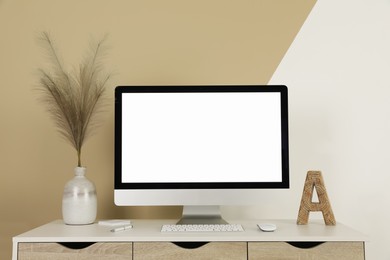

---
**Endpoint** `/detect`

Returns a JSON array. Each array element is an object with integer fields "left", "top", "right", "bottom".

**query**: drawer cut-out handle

[
  {"left": 172, "top": 242, "right": 209, "bottom": 249},
  {"left": 58, "top": 242, "right": 96, "bottom": 250},
  {"left": 287, "top": 242, "right": 324, "bottom": 249}
]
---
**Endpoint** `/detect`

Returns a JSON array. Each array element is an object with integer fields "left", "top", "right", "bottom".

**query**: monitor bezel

[{"left": 115, "top": 85, "right": 289, "bottom": 190}]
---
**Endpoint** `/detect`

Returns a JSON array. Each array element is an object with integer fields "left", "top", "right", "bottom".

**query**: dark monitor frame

[{"left": 115, "top": 85, "right": 289, "bottom": 190}]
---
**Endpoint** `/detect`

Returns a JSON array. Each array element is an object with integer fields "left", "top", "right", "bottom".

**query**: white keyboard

[{"left": 161, "top": 224, "right": 244, "bottom": 232}]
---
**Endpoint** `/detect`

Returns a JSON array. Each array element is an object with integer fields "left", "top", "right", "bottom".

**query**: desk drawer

[
  {"left": 134, "top": 242, "right": 246, "bottom": 260},
  {"left": 248, "top": 241, "right": 364, "bottom": 260},
  {"left": 18, "top": 242, "right": 132, "bottom": 260}
]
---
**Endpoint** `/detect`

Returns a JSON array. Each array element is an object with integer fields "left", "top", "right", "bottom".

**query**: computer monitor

[{"left": 115, "top": 85, "right": 289, "bottom": 224}]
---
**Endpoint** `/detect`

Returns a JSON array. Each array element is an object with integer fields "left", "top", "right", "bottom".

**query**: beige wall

[{"left": 0, "top": 0, "right": 315, "bottom": 259}]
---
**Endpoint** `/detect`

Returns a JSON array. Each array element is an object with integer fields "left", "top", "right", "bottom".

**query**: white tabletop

[{"left": 13, "top": 219, "right": 367, "bottom": 243}]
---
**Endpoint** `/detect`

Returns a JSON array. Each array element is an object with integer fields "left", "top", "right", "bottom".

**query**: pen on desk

[{"left": 110, "top": 225, "right": 133, "bottom": 232}]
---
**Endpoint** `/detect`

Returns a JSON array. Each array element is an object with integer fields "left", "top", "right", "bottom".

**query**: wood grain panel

[
  {"left": 248, "top": 241, "right": 364, "bottom": 260},
  {"left": 18, "top": 242, "right": 132, "bottom": 260},
  {"left": 134, "top": 242, "right": 246, "bottom": 260}
]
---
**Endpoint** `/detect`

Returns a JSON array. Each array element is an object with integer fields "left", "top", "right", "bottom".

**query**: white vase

[{"left": 62, "top": 167, "right": 97, "bottom": 225}]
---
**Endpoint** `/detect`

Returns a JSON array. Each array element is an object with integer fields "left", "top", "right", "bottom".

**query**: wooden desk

[{"left": 13, "top": 219, "right": 366, "bottom": 259}]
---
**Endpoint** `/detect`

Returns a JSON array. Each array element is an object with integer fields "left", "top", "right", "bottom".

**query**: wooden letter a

[{"left": 297, "top": 171, "right": 336, "bottom": 225}]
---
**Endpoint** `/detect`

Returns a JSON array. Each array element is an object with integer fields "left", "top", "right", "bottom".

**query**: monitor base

[{"left": 177, "top": 205, "right": 228, "bottom": 224}]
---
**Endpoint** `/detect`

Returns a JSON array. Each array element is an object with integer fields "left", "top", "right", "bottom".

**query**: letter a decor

[{"left": 297, "top": 171, "right": 336, "bottom": 225}]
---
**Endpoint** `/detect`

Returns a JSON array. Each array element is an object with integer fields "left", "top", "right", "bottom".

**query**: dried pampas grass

[{"left": 37, "top": 32, "right": 111, "bottom": 167}]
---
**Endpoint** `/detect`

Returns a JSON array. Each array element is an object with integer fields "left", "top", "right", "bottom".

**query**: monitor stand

[{"left": 177, "top": 206, "right": 228, "bottom": 224}]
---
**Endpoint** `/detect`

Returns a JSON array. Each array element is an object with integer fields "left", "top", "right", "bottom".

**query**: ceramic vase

[{"left": 62, "top": 167, "right": 97, "bottom": 225}]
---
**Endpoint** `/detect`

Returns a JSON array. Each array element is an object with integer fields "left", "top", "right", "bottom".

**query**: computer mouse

[{"left": 257, "top": 223, "right": 277, "bottom": 232}]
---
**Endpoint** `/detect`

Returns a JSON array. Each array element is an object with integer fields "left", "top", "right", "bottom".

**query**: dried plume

[{"left": 37, "top": 32, "right": 110, "bottom": 167}]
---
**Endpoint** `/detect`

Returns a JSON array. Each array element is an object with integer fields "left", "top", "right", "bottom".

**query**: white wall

[{"left": 227, "top": 0, "right": 390, "bottom": 259}]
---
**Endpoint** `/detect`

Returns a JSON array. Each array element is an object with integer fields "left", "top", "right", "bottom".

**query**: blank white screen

[{"left": 122, "top": 92, "right": 282, "bottom": 183}]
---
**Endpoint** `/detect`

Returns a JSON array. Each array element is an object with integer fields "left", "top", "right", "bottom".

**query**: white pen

[{"left": 110, "top": 225, "right": 133, "bottom": 232}]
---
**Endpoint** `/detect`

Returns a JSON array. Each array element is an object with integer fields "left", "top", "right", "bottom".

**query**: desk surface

[{"left": 13, "top": 219, "right": 367, "bottom": 243}]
